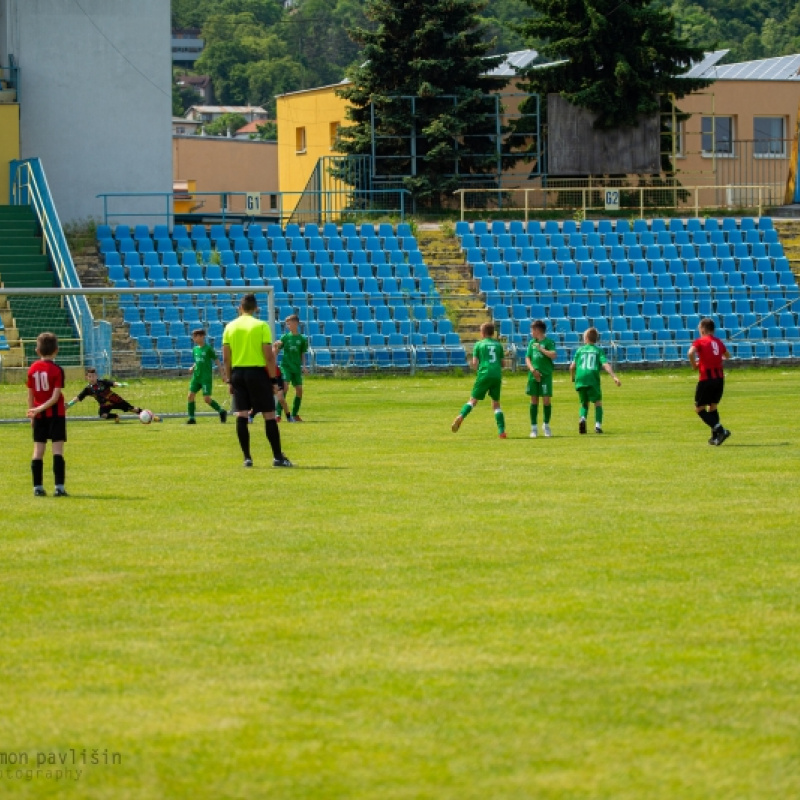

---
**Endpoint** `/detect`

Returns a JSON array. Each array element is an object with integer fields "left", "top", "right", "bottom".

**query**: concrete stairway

[
  {"left": 0, "top": 205, "right": 77, "bottom": 367},
  {"left": 71, "top": 243, "right": 141, "bottom": 376},
  {"left": 772, "top": 219, "right": 800, "bottom": 280},
  {"left": 416, "top": 225, "right": 489, "bottom": 357}
]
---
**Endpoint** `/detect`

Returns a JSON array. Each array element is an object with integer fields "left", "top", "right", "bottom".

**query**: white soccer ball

[{"left": 139, "top": 409, "right": 154, "bottom": 425}]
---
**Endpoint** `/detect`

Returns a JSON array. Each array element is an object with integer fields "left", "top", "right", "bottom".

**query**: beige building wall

[
  {"left": 172, "top": 136, "right": 278, "bottom": 215},
  {"left": 672, "top": 80, "right": 800, "bottom": 208}
]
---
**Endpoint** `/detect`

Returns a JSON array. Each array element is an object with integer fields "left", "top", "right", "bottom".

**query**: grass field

[{"left": 1, "top": 368, "right": 799, "bottom": 799}]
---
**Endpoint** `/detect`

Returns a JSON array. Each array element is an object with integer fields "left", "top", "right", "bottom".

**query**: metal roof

[
  {"left": 682, "top": 50, "right": 729, "bottom": 79},
  {"left": 486, "top": 49, "right": 538, "bottom": 78},
  {"left": 687, "top": 51, "right": 800, "bottom": 81}
]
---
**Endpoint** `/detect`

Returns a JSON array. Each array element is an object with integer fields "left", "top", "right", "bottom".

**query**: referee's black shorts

[
  {"left": 231, "top": 367, "right": 275, "bottom": 414},
  {"left": 33, "top": 415, "right": 67, "bottom": 443},
  {"left": 695, "top": 377, "right": 724, "bottom": 407}
]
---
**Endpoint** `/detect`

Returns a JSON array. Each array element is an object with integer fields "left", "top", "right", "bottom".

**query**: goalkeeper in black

[{"left": 67, "top": 367, "right": 158, "bottom": 422}]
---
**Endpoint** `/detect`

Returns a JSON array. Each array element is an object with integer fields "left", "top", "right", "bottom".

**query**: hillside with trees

[{"left": 171, "top": 0, "right": 800, "bottom": 116}]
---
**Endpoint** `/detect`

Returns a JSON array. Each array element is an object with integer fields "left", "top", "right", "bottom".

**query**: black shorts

[
  {"left": 33, "top": 415, "right": 67, "bottom": 443},
  {"left": 231, "top": 367, "right": 275, "bottom": 414},
  {"left": 99, "top": 402, "right": 135, "bottom": 416},
  {"left": 695, "top": 378, "right": 724, "bottom": 407}
]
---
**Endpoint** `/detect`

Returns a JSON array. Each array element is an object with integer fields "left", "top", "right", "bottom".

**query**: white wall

[{"left": 1, "top": 0, "right": 172, "bottom": 223}]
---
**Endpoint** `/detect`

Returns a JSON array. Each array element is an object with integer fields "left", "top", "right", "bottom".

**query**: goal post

[{"left": 0, "top": 285, "right": 274, "bottom": 421}]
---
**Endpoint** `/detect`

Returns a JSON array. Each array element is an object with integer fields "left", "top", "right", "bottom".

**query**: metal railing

[
  {"left": 0, "top": 56, "right": 19, "bottom": 101},
  {"left": 96, "top": 188, "right": 413, "bottom": 228},
  {"left": 454, "top": 182, "right": 785, "bottom": 220},
  {"left": 9, "top": 158, "right": 102, "bottom": 367}
]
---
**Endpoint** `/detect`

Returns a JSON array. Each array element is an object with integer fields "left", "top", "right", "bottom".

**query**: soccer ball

[{"left": 139, "top": 409, "right": 154, "bottom": 425}]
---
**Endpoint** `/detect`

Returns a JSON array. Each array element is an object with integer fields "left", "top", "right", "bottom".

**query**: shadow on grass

[
  {"left": 722, "top": 442, "right": 792, "bottom": 448},
  {"left": 65, "top": 495, "right": 150, "bottom": 500}
]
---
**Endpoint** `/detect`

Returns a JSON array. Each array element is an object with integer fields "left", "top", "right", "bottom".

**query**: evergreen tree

[
  {"left": 336, "top": 0, "right": 507, "bottom": 207},
  {"left": 516, "top": 0, "right": 711, "bottom": 129}
]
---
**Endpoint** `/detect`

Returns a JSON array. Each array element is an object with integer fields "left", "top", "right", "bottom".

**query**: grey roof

[
  {"left": 687, "top": 51, "right": 800, "bottom": 81},
  {"left": 682, "top": 50, "right": 729, "bottom": 78},
  {"left": 486, "top": 49, "right": 538, "bottom": 77}
]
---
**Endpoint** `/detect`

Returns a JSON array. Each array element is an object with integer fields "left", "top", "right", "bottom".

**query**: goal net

[{"left": 0, "top": 285, "right": 274, "bottom": 421}]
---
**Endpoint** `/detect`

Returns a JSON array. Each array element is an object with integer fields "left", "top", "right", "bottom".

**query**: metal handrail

[
  {"left": 453, "top": 184, "right": 783, "bottom": 220},
  {"left": 96, "top": 189, "right": 413, "bottom": 227},
  {"left": 10, "top": 158, "right": 93, "bottom": 363}
]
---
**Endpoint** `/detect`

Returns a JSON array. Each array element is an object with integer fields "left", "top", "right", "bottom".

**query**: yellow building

[
  {"left": 275, "top": 52, "right": 539, "bottom": 220},
  {"left": 276, "top": 83, "right": 350, "bottom": 219},
  {"left": 0, "top": 101, "right": 21, "bottom": 202}
]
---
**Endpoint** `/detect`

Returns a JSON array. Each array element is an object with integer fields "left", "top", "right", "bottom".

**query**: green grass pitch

[{"left": 1, "top": 368, "right": 799, "bottom": 799}]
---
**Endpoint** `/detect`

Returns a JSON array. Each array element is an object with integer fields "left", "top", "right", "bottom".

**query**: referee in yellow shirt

[{"left": 222, "top": 293, "right": 293, "bottom": 468}]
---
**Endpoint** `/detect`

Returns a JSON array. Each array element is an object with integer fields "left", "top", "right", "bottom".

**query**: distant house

[
  {"left": 172, "top": 28, "right": 203, "bottom": 67},
  {"left": 176, "top": 74, "right": 214, "bottom": 105},
  {"left": 172, "top": 117, "right": 202, "bottom": 136},
  {"left": 233, "top": 119, "right": 274, "bottom": 139},
  {"left": 185, "top": 105, "right": 269, "bottom": 124}
]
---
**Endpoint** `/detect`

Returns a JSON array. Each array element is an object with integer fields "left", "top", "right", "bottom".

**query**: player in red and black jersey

[
  {"left": 688, "top": 317, "right": 731, "bottom": 446},
  {"left": 26, "top": 332, "right": 68, "bottom": 496},
  {"left": 67, "top": 367, "right": 150, "bottom": 421}
]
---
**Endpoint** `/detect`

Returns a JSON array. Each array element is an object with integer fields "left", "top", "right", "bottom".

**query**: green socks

[
  {"left": 596, "top": 405, "right": 604, "bottom": 425},
  {"left": 209, "top": 399, "right": 222, "bottom": 412},
  {"left": 187, "top": 401, "right": 196, "bottom": 418},
  {"left": 530, "top": 404, "right": 538, "bottom": 425},
  {"left": 460, "top": 403, "right": 473, "bottom": 418},
  {"left": 495, "top": 409, "right": 505, "bottom": 434},
  {"left": 543, "top": 404, "right": 552, "bottom": 424},
  {"left": 292, "top": 397, "right": 302, "bottom": 417}
]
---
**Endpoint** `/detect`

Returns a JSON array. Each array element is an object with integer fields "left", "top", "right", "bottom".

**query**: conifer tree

[
  {"left": 337, "top": 0, "right": 507, "bottom": 207},
  {"left": 516, "top": 0, "right": 710, "bottom": 129}
]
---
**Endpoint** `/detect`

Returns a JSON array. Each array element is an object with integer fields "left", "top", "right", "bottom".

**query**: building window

[
  {"left": 664, "top": 118, "right": 683, "bottom": 157},
  {"left": 295, "top": 127, "right": 306, "bottom": 154},
  {"left": 754, "top": 117, "right": 786, "bottom": 156},
  {"left": 701, "top": 116, "right": 734, "bottom": 156},
  {"left": 329, "top": 121, "right": 340, "bottom": 150},
  {"left": 270, "top": 194, "right": 278, "bottom": 210}
]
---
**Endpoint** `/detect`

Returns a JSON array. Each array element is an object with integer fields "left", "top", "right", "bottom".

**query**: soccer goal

[{"left": 0, "top": 285, "right": 274, "bottom": 420}]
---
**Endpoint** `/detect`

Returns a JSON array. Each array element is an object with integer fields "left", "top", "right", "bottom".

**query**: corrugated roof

[
  {"left": 682, "top": 50, "right": 729, "bottom": 79},
  {"left": 687, "top": 52, "right": 800, "bottom": 81},
  {"left": 486, "top": 49, "right": 538, "bottom": 77}
]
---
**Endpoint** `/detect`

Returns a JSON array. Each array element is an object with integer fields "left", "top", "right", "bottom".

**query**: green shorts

[
  {"left": 189, "top": 376, "right": 213, "bottom": 396},
  {"left": 576, "top": 384, "right": 602, "bottom": 404},
  {"left": 471, "top": 373, "right": 502, "bottom": 402},
  {"left": 526, "top": 374, "right": 553, "bottom": 398},
  {"left": 281, "top": 366, "right": 303, "bottom": 387}
]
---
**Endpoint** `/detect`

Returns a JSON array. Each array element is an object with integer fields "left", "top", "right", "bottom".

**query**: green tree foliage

[
  {"left": 668, "top": 0, "right": 800, "bottom": 61},
  {"left": 174, "top": 0, "right": 800, "bottom": 125},
  {"left": 172, "top": 81, "right": 200, "bottom": 116},
  {"left": 202, "top": 112, "right": 249, "bottom": 136},
  {"left": 252, "top": 121, "right": 278, "bottom": 140},
  {"left": 195, "top": 9, "right": 302, "bottom": 112},
  {"left": 516, "top": 0, "right": 711, "bottom": 129},
  {"left": 336, "top": 0, "right": 507, "bottom": 207}
]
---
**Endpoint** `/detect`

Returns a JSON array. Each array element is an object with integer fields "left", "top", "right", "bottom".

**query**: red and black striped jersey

[{"left": 27, "top": 359, "right": 65, "bottom": 417}]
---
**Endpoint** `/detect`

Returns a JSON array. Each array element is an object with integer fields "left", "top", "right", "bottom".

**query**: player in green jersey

[
  {"left": 273, "top": 314, "right": 309, "bottom": 421},
  {"left": 569, "top": 327, "right": 621, "bottom": 434},
  {"left": 525, "top": 319, "right": 557, "bottom": 438},
  {"left": 451, "top": 322, "right": 507, "bottom": 438},
  {"left": 186, "top": 329, "right": 227, "bottom": 424}
]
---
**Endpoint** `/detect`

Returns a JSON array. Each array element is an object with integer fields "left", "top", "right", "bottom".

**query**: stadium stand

[
  {"left": 98, "top": 222, "right": 467, "bottom": 371},
  {"left": 457, "top": 217, "right": 800, "bottom": 366}
]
